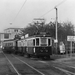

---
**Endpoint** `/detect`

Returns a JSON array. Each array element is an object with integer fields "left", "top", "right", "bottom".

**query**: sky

[{"left": 0, "top": 0, "right": 75, "bottom": 32}]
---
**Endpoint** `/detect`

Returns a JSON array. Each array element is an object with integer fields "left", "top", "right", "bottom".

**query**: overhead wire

[
  {"left": 40, "top": 8, "right": 54, "bottom": 17},
  {"left": 12, "top": 0, "right": 66, "bottom": 24},
  {"left": 12, "top": 0, "right": 27, "bottom": 23},
  {"left": 40, "top": 0, "right": 67, "bottom": 18},
  {"left": 55, "top": 0, "right": 66, "bottom": 7}
]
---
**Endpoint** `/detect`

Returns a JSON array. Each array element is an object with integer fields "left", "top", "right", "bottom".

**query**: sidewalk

[
  {"left": 55, "top": 56, "right": 75, "bottom": 62},
  {"left": 51, "top": 53, "right": 75, "bottom": 62}
]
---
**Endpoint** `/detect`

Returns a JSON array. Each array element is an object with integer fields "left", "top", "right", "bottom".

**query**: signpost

[
  {"left": 67, "top": 36, "right": 75, "bottom": 57},
  {"left": 67, "top": 36, "right": 75, "bottom": 41}
]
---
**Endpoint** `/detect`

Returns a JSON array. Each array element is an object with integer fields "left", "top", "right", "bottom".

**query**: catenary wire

[
  {"left": 12, "top": 0, "right": 27, "bottom": 23},
  {"left": 40, "top": 0, "right": 67, "bottom": 18},
  {"left": 55, "top": 0, "right": 66, "bottom": 7}
]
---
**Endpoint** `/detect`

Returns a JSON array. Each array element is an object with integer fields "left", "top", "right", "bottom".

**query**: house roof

[
  {"left": 0, "top": 33, "right": 11, "bottom": 34},
  {"left": 4, "top": 27, "right": 23, "bottom": 30}
]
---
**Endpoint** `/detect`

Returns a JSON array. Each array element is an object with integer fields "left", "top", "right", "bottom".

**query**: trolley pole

[
  {"left": 55, "top": 7, "right": 58, "bottom": 54},
  {"left": 70, "top": 41, "right": 72, "bottom": 57}
]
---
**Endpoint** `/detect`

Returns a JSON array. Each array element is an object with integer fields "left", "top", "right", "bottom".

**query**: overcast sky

[{"left": 0, "top": 0, "right": 75, "bottom": 32}]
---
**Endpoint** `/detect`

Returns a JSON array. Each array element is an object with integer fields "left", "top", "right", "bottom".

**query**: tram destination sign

[{"left": 67, "top": 36, "right": 75, "bottom": 41}]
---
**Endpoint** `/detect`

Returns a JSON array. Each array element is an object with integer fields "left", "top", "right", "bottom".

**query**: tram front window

[
  {"left": 36, "top": 38, "right": 39, "bottom": 46},
  {"left": 41, "top": 37, "right": 47, "bottom": 46}
]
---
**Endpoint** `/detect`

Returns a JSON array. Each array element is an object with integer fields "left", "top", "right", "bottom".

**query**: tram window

[
  {"left": 36, "top": 38, "right": 39, "bottom": 46},
  {"left": 5, "top": 43, "right": 7, "bottom": 46},
  {"left": 10, "top": 43, "right": 13, "bottom": 46},
  {"left": 33, "top": 39, "right": 35, "bottom": 46},
  {"left": 48, "top": 39, "right": 51, "bottom": 46},
  {"left": 41, "top": 38, "right": 46, "bottom": 44}
]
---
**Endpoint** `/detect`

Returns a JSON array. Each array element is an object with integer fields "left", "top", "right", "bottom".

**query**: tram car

[
  {"left": 2, "top": 39, "right": 16, "bottom": 53},
  {"left": 17, "top": 35, "right": 53, "bottom": 59},
  {"left": 2, "top": 34, "right": 53, "bottom": 59}
]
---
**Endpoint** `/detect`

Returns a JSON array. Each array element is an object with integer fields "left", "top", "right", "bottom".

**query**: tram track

[
  {"left": 12, "top": 54, "right": 70, "bottom": 75},
  {"left": 38, "top": 60, "right": 75, "bottom": 75},
  {"left": 0, "top": 52, "right": 17, "bottom": 75},
  {"left": 3, "top": 52, "right": 75, "bottom": 75},
  {"left": 3, "top": 52, "right": 45, "bottom": 75},
  {"left": 52, "top": 62, "right": 75, "bottom": 74}
]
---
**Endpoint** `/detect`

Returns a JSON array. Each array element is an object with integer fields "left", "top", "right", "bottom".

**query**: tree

[
  {"left": 21, "top": 20, "right": 74, "bottom": 43},
  {"left": 61, "top": 21, "right": 74, "bottom": 42}
]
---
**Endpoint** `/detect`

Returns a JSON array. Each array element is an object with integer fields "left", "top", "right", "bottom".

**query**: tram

[
  {"left": 17, "top": 34, "right": 53, "bottom": 59},
  {"left": 2, "top": 34, "right": 53, "bottom": 59}
]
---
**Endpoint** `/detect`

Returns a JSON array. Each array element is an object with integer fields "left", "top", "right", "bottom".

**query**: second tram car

[{"left": 2, "top": 39, "right": 16, "bottom": 53}]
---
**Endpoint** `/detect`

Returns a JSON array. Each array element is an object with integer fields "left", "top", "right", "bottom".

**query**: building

[
  {"left": 4, "top": 28, "right": 23, "bottom": 39},
  {"left": 0, "top": 33, "right": 10, "bottom": 41},
  {"left": 4, "top": 28, "right": 23, "bottom": 33},
  {"left": 0, "top": 33, "right": 11, "bottom": 47},
  {"left": 0, "top": 28, "right": 23, "bottom": 46}
]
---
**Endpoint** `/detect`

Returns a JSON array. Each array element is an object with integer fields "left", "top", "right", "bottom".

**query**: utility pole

[{"left": 55, "top": 7, "right": 58, "bottom": 54}]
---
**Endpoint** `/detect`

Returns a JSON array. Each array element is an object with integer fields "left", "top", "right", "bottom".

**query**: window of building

[
  {"left": 4, "top": 34, "right": 9, "bottom": 39},
  {"left": 14, "top": 29, "right": 18, "bottom": 32}
]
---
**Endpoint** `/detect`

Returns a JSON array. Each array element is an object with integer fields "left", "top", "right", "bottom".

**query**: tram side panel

[
  {"left": 2, "top": 40, "right": 15, "bottom": 53},
  {"left": 17, "top": 40, "right": 21, "bottom": 54},
  {"left": 23, "top": 39, "right": 27, "bottom": 54},
  {"left": 26, "top": 39, "right": 35, "bottom": 55},
  {"left": 17, "top": 39, "right": 27, "bottom": 56}
]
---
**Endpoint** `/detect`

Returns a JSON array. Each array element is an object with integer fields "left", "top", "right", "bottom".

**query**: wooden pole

[{"left": 70, "top": 41, "right": 72, "bottom": 57}]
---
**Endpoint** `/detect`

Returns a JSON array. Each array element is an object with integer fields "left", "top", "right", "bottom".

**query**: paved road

[
  {"left": 0, "top": 51, "right": 75, "bottom": 75},
  {"left": 0, "top": 53, "right": 16, "bottom": 75}
]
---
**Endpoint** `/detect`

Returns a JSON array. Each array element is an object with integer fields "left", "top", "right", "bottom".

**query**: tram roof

[
  {"left": 33, "top": 35, "right": 52, "bottom": 37},
  {"left": 3, "top": 34, "right": 54, "bottom": 42},
  {"left": 24, "top": 34, "right": 54, "bottom": 40}
]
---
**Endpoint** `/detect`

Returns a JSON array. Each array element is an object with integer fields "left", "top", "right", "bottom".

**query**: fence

[
  {"left": 52, "top": 41, "right": 75, "bottom": 54},
  {"left": 65, "top": 41, "right": 75, "bottom": 54}
]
